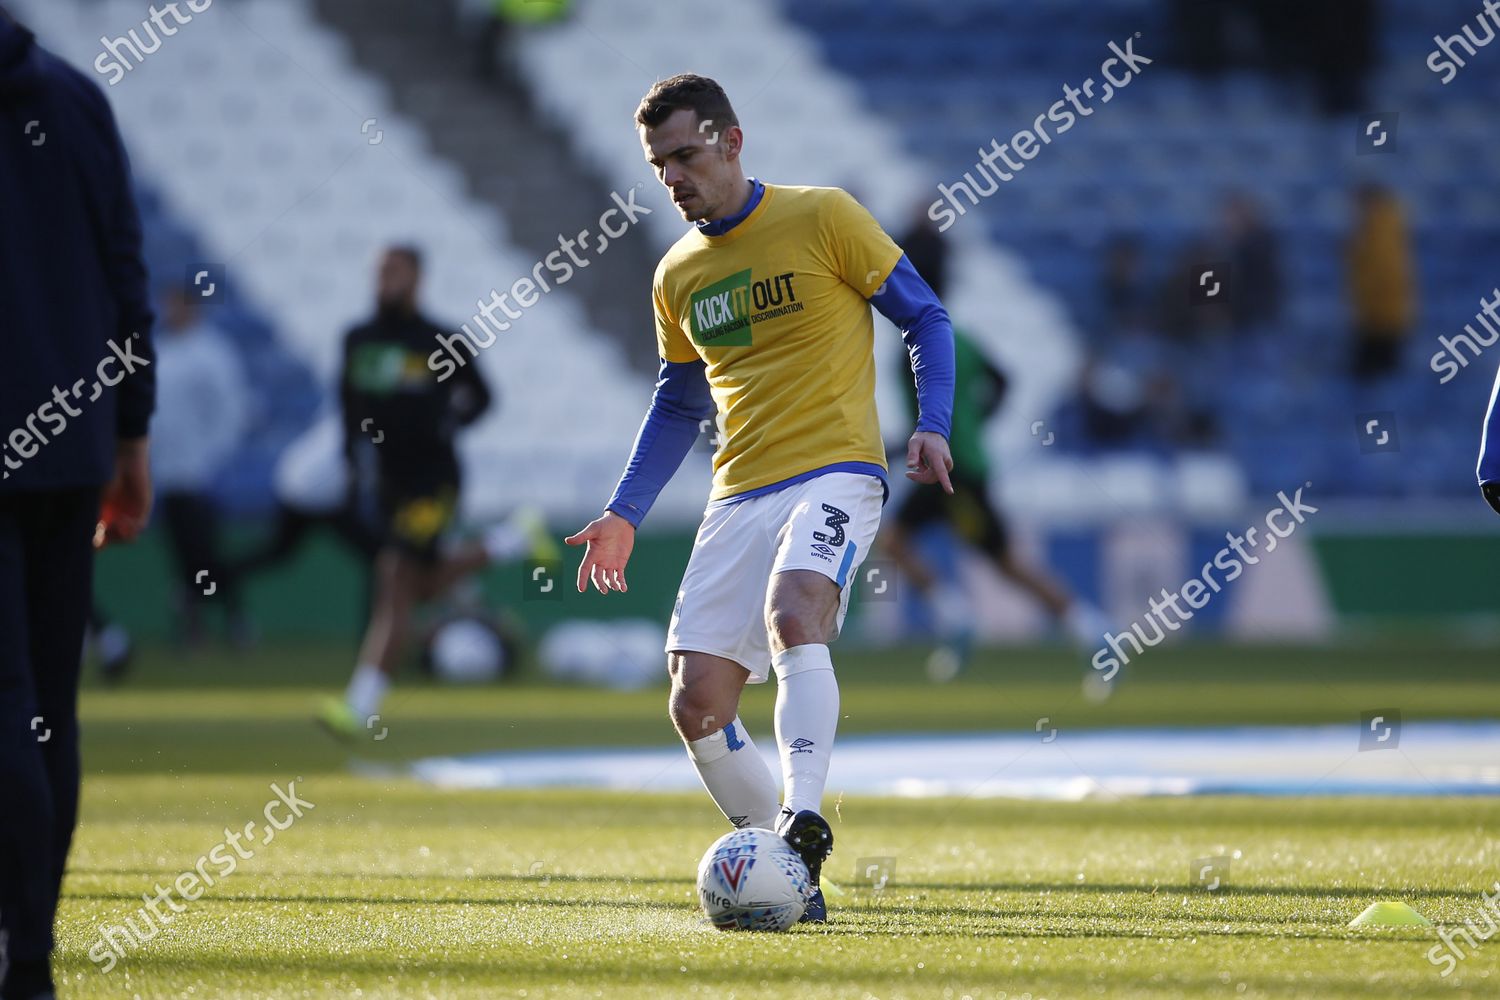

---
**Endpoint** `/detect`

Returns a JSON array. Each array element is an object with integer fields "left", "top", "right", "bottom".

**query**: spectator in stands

[
  {"left": 1077, "top": 236, "right": 1175, "bottom": 449},
  {"left": 152, "top": 285, "right": 252, "bottom": 647},
  {"left": 1077, "top": 332, "right": 1165, "bottom": 449},
  {"left": 1347, "top": 184, "right": 1416, "bottom": 379},
  {"left": 1158, "top": 240, "right": 1227, "bottom": 343},
  {"left": 1218, "top": 192, "right": 1281, "bottom": 332},
  {"left": 1099, "top": 235, "right": 1151, "bottom": 336}
]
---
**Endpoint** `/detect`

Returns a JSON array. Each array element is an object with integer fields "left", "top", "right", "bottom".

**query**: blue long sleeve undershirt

[
  {"left": 604, "top": 191, "right": 955, "bottom": 528},
  {"left": 875, "top": 255, "right": 955, "bottom": 439},
  {"left": 605, "top": 358, "right": 715, "bottom": 527}
]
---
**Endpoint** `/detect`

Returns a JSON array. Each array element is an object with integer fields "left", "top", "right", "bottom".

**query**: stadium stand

[
  {"left": 13, "top": 0, "right": 703, "bottom": 523},
  {"left": 18, "top": 0, "right": 1496, "bottom": 517},
  {"left": 783, "top": 0, "right": 1500, "bottom": 501}
]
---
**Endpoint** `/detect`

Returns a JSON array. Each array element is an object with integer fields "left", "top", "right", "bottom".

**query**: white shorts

[{"left": 666, "top": 472, "right": 884, "bottom": 684}]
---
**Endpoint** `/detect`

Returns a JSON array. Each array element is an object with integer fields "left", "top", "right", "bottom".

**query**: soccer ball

[
  {"left": 696, "top": 828, "right": 812, "bottom": 931},
  {"left": 424, "top": 616, "right": 508, "bottom": 684}
]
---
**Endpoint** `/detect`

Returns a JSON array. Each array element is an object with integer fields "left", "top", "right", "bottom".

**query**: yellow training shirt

[{"left": 653, "top": 184, "right": 903, "bottom": 501}]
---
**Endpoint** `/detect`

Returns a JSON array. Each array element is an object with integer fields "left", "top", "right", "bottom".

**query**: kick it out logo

[{"left": 689, "top": 270, "right": 803, "bottom": 346}]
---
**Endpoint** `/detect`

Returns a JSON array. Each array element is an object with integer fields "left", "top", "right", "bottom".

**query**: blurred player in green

[{"left": 883, "top": 328, "right": 1111, "bottom": 691}]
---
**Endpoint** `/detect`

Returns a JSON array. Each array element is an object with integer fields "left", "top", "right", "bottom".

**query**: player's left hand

[
  {"left": 905, "top": 431, "right": 954, "bottom": 494},
  {"left": 1482, "top": 481, "right": 1500, "bottom": 516}
]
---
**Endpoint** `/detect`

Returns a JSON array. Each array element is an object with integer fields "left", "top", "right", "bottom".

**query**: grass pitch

[{"left": 54, "top": 640, "right": 1500, "bottom": 998}]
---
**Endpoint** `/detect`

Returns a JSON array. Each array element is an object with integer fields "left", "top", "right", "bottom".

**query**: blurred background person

[
  {"left": 0, "top": 9, "right": 154, "bottom": 1000},
  {"left": 1217, "top": 191, "right": 1282, "bottom": 334},
  {"left": 1348, "top": 183, "right": 1416, "bottom": 380},
  {"left": 151, "top": 285, "right": 251, "bottom": 648},
  {"left": 883, "top": 328, "right": 1110, "bottom": 686},
  {"left": 84, "top": 605, "right": 134, "bottom": 684},
  {"left": 319, "top": 245, "right": 548, "bottom": 739},
  {"left": 1098, "top": 234, "right": 1152, "bottom": 336}
]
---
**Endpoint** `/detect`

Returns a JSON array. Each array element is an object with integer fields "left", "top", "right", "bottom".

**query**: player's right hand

[
  {"left": 1482, "top": 482, "right": 1500, "bottom": 517},
  {"left": 96, "top": 437, "right": 153, "bottom": 548},
  {"left": 565, "top": 510, "right": 636, "bottom": 594}
]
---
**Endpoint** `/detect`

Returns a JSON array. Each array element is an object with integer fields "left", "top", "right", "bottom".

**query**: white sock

[
  {"left": 345, "top": 663, "right": 390, "bottom": 720},
  {"left": 772, "top": 644, "right": 839, "bottom": 816},
  {"left": 683, "top": 717, "right": 780, "bottom": 830}
]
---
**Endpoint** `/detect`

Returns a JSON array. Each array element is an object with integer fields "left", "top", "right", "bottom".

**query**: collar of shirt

[{"left": 695, "top": 178, "right": 765, "bottom": 237}]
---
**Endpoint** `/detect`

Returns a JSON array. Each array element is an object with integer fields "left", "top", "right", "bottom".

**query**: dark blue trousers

[{"left": 0, "top": 488, "right": 96, "bottom": 965}]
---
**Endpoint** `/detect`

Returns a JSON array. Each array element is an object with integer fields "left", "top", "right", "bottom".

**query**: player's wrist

[{"left": 603, "top": 506, "right": 640, "bottom": 531}]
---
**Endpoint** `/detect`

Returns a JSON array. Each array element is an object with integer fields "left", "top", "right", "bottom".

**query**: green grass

[{"left": 52, "top": 640, "right": 1500, "bottom": 997}]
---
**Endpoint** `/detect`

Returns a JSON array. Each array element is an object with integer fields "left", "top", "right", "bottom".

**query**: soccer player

[
  {"left": 565, "top": 74, "right": 955, "bottom": 922},
  {"left": 318, "top": 246, "right": 547, "bottom": 739},
  {"left": 882, "top": 327, "right": 1110, "bottom": 686}
]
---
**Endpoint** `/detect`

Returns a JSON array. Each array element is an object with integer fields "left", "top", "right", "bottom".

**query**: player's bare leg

[
  {"left": 357, "top": 549, "right": 421, "bottom": 674},
  {"left": 989, "top": 544, "right": 1110, "bottom": 651},
  {"left": 669, "top": 650, "right": 779, "bottom": 831},
  {"left": 765, "top": 568, "right": 843, "bottom": 921},
  {"left": 991, "top": 547, "right": 1071, "bottom": 618},
  {"left": 319, "top": 548, "right": 420, "bottom": 739}
]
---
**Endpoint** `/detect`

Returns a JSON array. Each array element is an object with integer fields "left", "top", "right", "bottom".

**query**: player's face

[
  {"left": 640, "top": 108, "right": 741, "bottom": 222},
  {"left": 377, "top": 252, "right": 419, "bottom": 309}
]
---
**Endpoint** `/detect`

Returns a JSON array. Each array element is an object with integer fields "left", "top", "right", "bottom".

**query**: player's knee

[
  {"left": 765, "top": 604, "right": 828, "bottom": 652},
  {"left": 667, "top": 654, "right": 737, "bottom": 738}
]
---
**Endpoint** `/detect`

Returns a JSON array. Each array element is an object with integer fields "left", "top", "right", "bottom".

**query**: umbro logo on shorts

[
  {"left": 789, "top": 738, "right": 815, "bottom": 754},
  {"left": 810, "top": 542, "right": 835, "bottom": 562}
]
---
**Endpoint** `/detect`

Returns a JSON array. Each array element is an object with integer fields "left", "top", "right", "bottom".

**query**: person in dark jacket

[
  {"left": 0, "top": 9, "right": 155, "bottom": 1000},
  {"left": 318, "top": 246, "right": 545, "bottom": 739}
]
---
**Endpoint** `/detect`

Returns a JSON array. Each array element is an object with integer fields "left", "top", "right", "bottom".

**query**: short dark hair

[
  {"left": 385, "top": 244, "right": 423, "bottom": 272},
  {"left": 634, "top": 73, "right": 738, "bottom": 132}
]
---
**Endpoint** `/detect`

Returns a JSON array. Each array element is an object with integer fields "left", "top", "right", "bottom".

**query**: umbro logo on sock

[
  {"left": 729, "top": 815, "right": 750, "bottom": 828},
  {"left": 789, "top": 738, "right": 815, "bottom": 754}
]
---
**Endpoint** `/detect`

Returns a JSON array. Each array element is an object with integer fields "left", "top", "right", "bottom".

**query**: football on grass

[{"left": 696, "top": 828, "right": 812, "bottom": 931}]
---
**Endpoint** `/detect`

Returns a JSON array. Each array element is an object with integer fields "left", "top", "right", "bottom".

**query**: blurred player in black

[
  {"left": 319, "top": 246, "right": 545, "bottom": 737},
  {"left": 1, "top": 10, "right": 155, "bottom": 999}
]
